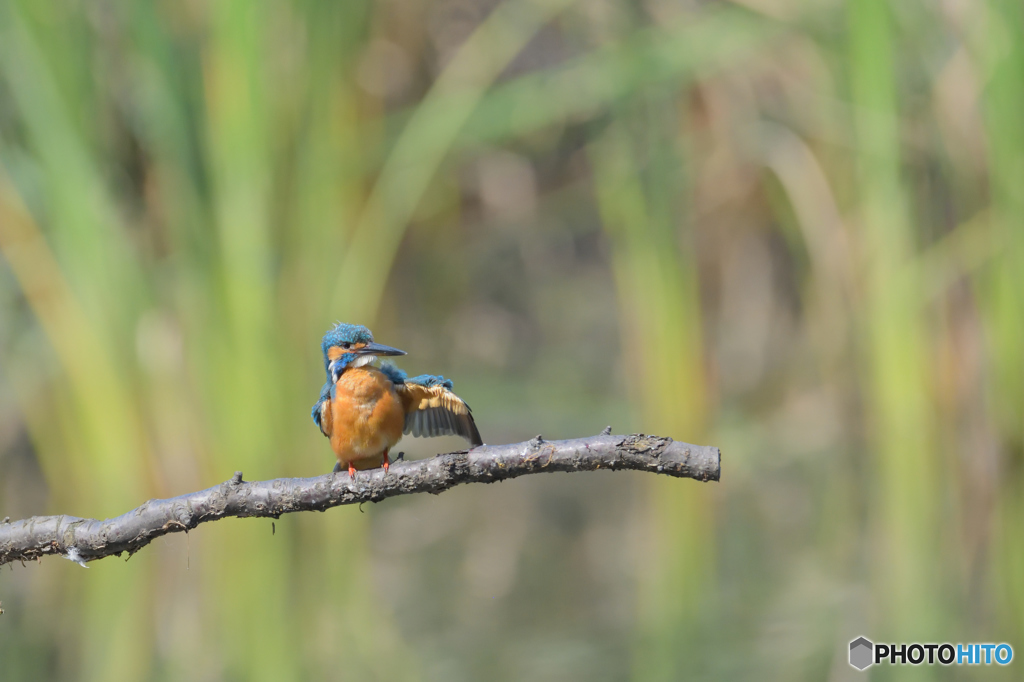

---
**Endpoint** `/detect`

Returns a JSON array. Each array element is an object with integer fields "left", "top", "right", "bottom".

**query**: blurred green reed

[
  {"left": 848, "top": 0, "right": 941, "bottom": 655},
  {"left": 590, "top": 109, "right": 711, "bottom": 681},
  {"left": 981, "top": 0, "right": 1024, "bottom": 650},
  {"left": 0, "top": 0, "right": 1021, "bottom": 680}
]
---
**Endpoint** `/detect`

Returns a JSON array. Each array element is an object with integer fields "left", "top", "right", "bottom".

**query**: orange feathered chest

[{"left": 326, "top": 366, "right": 405, "bottom": 469}]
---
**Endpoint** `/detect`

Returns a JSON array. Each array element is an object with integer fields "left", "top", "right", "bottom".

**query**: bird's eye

[{"left": 341, "top": 342, "right": 351, "bottom": 349}]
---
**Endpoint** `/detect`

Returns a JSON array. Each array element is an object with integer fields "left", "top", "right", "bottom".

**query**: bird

[{"left": 311, "top": 322, "right": 483, "bottom": 476}]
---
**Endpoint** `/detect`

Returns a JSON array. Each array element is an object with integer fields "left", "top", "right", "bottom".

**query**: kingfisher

[{"left": 311, "top": 322, "right": 483, "bottom": 476}]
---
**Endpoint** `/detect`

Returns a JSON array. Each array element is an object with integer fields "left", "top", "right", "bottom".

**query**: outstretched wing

[
  {"left": 398, "top": 383, "right": 483, "bottom": 446},
  {"left": 387, "top": 369, "right": 482, "bottom": 447}
]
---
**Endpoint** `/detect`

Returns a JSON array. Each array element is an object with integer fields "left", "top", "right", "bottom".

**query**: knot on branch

[{"left": 621, "top": 434, "right": 671, "bottom": 457}]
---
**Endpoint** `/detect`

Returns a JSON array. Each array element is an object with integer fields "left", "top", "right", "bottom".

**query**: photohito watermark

[{"left": 849, "top": 637, "right": 1013, "bottom": 671}]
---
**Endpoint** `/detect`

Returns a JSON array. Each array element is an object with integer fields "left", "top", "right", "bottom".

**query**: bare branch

[{"left": 0, "top": 433, "right": 719, "bottom": 567}]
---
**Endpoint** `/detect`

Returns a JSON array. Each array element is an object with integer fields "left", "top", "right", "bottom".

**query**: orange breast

[{"left": 329, "top": 366, "right": 405, "bottom": 469}]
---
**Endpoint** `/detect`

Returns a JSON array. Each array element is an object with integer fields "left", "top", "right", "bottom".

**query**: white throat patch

[{"left": 350, "top": 354, "right": 377, "bottom": 368}]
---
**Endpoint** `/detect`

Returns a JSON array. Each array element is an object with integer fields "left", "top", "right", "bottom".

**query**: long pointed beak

[{"left": 359, "top": 342, "right": 407, "bottom": 356}]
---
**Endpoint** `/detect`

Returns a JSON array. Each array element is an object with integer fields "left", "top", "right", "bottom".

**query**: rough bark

[{"left": 0, "top": 433, "right": 719, "bottom": 567}]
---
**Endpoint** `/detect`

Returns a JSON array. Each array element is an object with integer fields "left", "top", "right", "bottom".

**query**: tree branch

[{"left": 0, "top": 433, "right": 719, "bottom": 567}]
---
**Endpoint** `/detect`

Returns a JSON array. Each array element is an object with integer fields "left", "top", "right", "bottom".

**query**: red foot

[
  {"left": 382, "top": 449, "right": 390, "bottom": 473},
  {"left": 348, "top": 461, "right": 356, "bottom": 477}
]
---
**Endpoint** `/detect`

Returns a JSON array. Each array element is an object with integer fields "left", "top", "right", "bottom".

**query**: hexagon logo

[{"left": 849, "top": 637, "right": 874, "bottom": 670}]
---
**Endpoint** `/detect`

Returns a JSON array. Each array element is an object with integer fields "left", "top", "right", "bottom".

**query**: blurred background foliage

[{"left": 0, "top": 0, "right": 1020, "bottom": 680}]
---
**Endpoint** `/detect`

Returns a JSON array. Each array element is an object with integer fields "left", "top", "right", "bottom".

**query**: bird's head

[{"left": 321, "top": 322, "right": 406, "bottom": 380}]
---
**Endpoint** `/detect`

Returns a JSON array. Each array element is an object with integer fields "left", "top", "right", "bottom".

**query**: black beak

[{"left": 359, "top": 342, "right": 407, "bottom": 357}]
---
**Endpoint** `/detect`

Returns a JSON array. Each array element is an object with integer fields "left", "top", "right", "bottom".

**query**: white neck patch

[{"left": 350, "top": 354, "right": 377, "bottom": 368}]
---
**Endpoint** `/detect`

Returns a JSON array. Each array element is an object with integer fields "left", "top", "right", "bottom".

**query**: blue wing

[
  {"left": 311, "top": 381, "right": 333, "bottom": 436},
  {"left": 380, "top": 362, "right": 455, "bottom": 390},
  {"left": 406, "top": 374, "right": 454, "bottom": 390}
]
